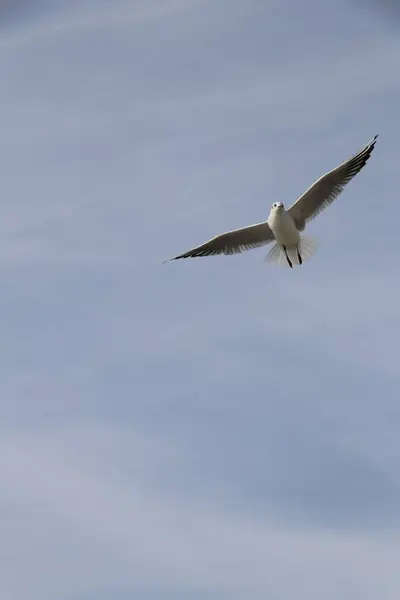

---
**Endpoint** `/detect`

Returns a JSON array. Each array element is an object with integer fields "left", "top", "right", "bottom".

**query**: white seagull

[{"left": 168, "top": 135, "right": 378, "bottom": 268}]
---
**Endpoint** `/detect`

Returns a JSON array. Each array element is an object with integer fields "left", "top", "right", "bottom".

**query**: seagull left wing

[
  {"left": 288, "top": 135, "right": 378, "bottom": 229},
  {"left": 169, "top": 221, "right": 274, "bottom": 260}
]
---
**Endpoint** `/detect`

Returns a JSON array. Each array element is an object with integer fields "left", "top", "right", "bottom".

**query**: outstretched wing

[
  {"left": 288, "top": 135, "right": 378, "bottom": 230},
  {"left": 169, "top": 221, "right": 274, "bottom": 260}
]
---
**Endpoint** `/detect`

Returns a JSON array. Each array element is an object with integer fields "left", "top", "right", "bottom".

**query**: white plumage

[{"left": 168, "top": 135, "right": 378, "bottom": 268}]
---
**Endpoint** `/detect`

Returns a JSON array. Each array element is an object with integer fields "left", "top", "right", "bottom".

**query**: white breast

[{"left": 268, "top": 209, "right": 300, "bottom": 246}]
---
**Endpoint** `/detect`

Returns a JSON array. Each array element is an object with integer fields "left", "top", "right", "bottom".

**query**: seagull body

[
  {"left": 168, "top": 135, "right": 378, "bottom": 268},
  {"left": 267, "top": 203, "right": 302, "bottom": 267}
]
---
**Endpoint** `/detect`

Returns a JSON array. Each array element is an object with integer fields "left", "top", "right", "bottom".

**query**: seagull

[{"left": 167, "top": 135, "right": 378, "bottom": 268}]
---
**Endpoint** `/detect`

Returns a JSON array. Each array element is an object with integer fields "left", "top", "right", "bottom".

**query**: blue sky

[{"left": 1, "top": 1, "right": 400, "bottom": 599}]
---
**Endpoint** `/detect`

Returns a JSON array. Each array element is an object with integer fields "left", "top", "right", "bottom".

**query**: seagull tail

[
  {"left": 298, "top": 235, "right": 317, "bottom": 263},
  {"left": 265, "top": 236, "right": 317, "bottom": 268}
]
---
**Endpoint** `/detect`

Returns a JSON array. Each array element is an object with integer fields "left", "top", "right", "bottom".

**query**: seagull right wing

[
  {"left": 288, "top": 135, "right": 378, "bottom": 230},
  {"left": 169, "top": 221, "right": 274, "bottom": 260}
]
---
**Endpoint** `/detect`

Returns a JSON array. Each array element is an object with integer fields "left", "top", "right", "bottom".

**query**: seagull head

[{"left": 271, "top": 202, "right": 284, "bottom": 212}]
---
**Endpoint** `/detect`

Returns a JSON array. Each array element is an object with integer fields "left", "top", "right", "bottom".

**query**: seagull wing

[
  {"left": 288, "top": 135, "right": 378, "bottom": 230},
  {"left": 169, "top": 221, "right": 274, "bottom": 260}
]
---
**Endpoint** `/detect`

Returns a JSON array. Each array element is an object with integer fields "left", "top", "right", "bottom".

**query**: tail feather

[
  {"left": 265, "top": 242, "right": 290, "bottom": 267},
  {"left": 299, "top": 236, "right": 317, "bottom": 262},
  {"left": 265, "top": 235, "right": 317, "bottom": 268}
]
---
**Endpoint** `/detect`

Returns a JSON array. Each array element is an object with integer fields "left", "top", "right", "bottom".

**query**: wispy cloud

[
  {"left": 0, "top": 0, "right": 206, "bottom": 48},
  {"left": 0, "top": 0, "right": 400, "bottom": 598},
  {"left": 1, "top": 425, "right": 400, "bottom": 600},
  {"left": 352, "top": 0, "right": 400, "bottom": 23}
]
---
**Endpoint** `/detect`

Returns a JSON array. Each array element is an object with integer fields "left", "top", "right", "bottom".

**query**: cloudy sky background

[{"left": 0, "top": 0, "right": 400, "bottom": 598}]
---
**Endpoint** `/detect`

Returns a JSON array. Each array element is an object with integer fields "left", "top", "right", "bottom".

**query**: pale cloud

[
  {"left": 0, "top": 0, "right": 207, "bottom": 49},
  {"left": 0, "top": 0, "right": 399, "bottom": 599},
  {"left": 1, "top": 426, "right": 400, "bottom": 600},
  {"left": 352, "top": 0, "right": 400, "bottom": 22}
]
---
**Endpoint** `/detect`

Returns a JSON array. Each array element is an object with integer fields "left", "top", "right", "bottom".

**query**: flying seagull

[{"left": 167, "top": 135, "right": 378, "bottom": 268}]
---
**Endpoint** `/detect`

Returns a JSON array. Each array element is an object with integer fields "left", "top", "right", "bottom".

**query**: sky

[{"left": 0, "top": 0, "right": 400, "bottom": 599}]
